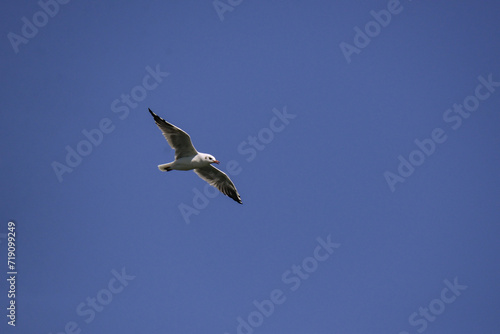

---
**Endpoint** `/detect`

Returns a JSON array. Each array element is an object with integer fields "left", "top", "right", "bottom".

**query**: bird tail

[{"left": 158, "top": 163, "right": 173, "bottom": 172}]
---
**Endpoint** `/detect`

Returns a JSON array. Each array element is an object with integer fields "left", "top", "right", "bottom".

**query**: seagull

[{"left": 148, "top": 108, "right": 242, "bottom": 204}]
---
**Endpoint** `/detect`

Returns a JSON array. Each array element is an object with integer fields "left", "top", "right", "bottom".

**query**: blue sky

[{"left": 1, "top": 1, "right": 499, "bottom": 333}]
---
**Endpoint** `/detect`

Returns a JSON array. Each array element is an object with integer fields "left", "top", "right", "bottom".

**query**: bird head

[{"left": 205, "top": 154, "right": 220, "bottom": 164}]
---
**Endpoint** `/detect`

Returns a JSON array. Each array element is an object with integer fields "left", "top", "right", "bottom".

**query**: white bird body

[
  {"left": 148, "top": 109, "right": 242, "bottom": 204},
  {"left": 158, "top": 153, "right": 214, "bottom": 171}
]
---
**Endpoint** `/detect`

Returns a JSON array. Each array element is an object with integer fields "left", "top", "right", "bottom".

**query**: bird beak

[{"left": 214, "top": 160, "right": 220, "bottom": 164}]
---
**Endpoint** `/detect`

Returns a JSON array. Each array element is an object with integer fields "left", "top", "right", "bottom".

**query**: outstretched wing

[
  {"left": 194, "top": 165, "right": 242, "bottom": 204},
  {"left": 148, "top": 108, "right": 198, "bottom": 159}
]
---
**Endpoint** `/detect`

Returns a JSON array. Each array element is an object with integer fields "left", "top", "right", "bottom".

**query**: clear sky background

[{"left": 1, "top": 1, "right": 499, "bottom": 333}]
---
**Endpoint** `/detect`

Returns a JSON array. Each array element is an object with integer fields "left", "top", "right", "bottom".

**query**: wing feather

[
  {"left": 148, "top": 109, "right": 198, "bottom": 159},
  {"left": 194, "top": 166, "right": 242, "bottom": 204}
]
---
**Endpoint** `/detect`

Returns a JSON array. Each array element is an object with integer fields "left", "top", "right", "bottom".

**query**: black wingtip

[{"left": 148, "top": 108, "right": 163, "bottom": 123}]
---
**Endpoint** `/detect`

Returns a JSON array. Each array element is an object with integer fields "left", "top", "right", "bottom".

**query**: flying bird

[{"left": 148, "top": 108, "right": 242, "bottom": 204}]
